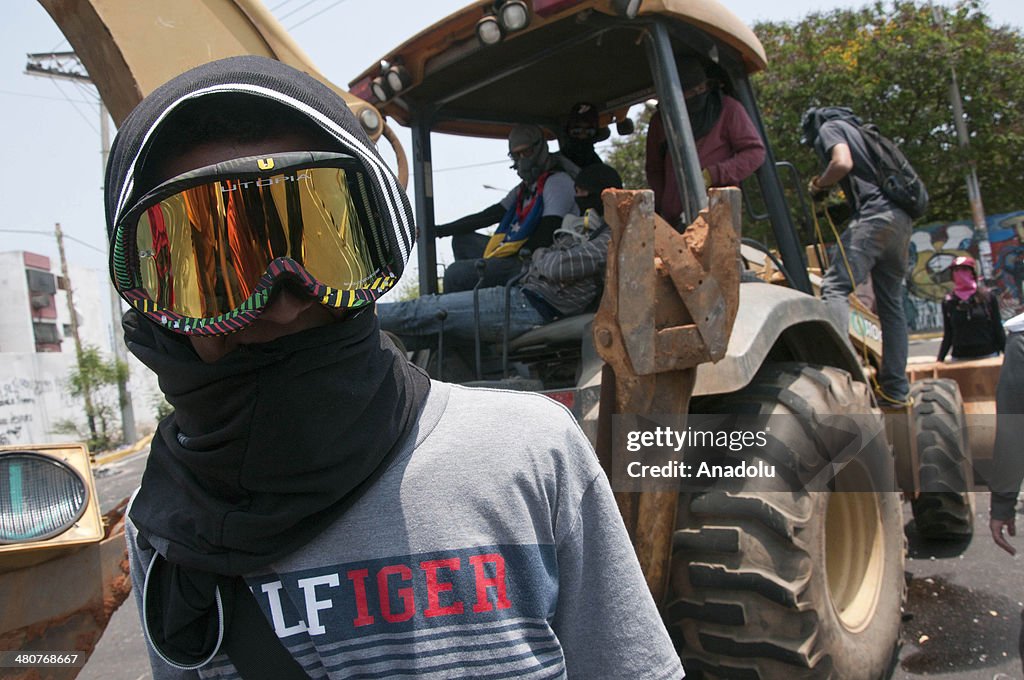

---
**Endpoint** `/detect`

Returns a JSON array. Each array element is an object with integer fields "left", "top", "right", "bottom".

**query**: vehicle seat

[{"left": 509, "top": 313, "right": 595, "bottom": 352}]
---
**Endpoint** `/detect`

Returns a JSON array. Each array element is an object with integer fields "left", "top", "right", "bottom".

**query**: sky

[{"left": 2, "top": 0, "right": 1023, "bottom": 301}]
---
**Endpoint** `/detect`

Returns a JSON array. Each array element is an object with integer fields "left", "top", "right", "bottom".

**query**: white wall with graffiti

[
  {"left": 906, "top": 210, "right": 1024, "bottom": 331},
  {"left": 0, "top": 353, "right": 80, "bottom": 446},
  {"left": 0, "top": 344, "right": 162, "bottom": 450}
]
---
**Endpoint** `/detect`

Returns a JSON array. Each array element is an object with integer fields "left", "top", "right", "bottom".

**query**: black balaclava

[
  {"left": 105, "top": 55, "right": 429, "bottom": 670},
  {"left": 574, "top": 162, "right": 623, "bottom": 215},
  {"left": 508, "top": 123, "right": 551, "bottom": 184},
  {"left": 678, "top": 59, "right": 723, "bottom": 140},
  {"left": 562, "top": 101, "right": 602, "bottom": 169}
]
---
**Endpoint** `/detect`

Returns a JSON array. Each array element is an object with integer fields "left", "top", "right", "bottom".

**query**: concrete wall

[{"left": 0, "top": 352, "right": 78, "bottom": 446}]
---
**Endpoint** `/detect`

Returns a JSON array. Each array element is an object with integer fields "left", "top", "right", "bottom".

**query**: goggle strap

[
  {"left": 112, "top": 225, "right": 133, "bottom": 290},
  {"left": 356, "top": 173, "right": 389, "bottom": 269}
]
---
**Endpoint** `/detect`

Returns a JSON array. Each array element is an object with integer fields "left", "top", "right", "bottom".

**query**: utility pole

[
  {"left": 56, "top": 223, "right": 98, "bottom": 442},
  {"left": 932, "top": 7, "right": 993, "bottom": 280},
  {"left": 26, "top": 51, "right": 137, "bottom": 443},
  {"left": 101, "top": 101, "right": 137, "bottom": 443}
]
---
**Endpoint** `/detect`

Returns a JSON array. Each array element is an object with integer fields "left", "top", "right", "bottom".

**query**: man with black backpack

[{"left": 801, "top": 106, "right": 924, "bottom": 407}]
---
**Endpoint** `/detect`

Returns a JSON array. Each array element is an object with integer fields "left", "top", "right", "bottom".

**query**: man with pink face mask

[{"left": 937, "top": 255, "right": 1006, "bottom": 362}]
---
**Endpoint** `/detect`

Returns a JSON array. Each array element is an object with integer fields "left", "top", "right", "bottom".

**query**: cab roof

[{"left": 350, "top": 0, "right": 767, "bottom": 138}]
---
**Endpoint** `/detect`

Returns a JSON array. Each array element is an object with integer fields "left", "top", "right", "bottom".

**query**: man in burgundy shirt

[{"left": 645, "top": 59, "right": 766, "bottom": 226}]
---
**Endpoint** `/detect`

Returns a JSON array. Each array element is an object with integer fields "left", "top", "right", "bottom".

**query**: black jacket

[{"left": 937, "top": 290, "right": 1005, "bottom": 361}]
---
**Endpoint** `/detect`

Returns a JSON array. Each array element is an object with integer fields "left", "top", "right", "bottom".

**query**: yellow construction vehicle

[
  {"left": 349, "top": 1, "right": 982, "bottom": 677},
  {"left": 0, "top": 445, "right": 129, "bottom": 680}
]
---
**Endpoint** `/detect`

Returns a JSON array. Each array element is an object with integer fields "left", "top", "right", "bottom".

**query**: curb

[{"left": 92, "top": 433, "right": 155, "bottom": 466}]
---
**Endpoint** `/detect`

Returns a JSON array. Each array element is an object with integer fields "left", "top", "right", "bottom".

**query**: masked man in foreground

[{"left": 107, "top": 56, "right": 684, "bottom": 680}]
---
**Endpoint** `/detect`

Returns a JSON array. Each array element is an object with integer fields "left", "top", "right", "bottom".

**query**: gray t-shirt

[
  {"left": 817, "top": 119, "right": 896, "bottom": 218},
  {"left": 127, "top": 380, "right": 684, "bottom": 680}
]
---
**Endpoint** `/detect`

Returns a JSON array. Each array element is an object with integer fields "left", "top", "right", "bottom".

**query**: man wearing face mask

[
  {"left": 554, "top": 101, "right": 606, "bottom": 178},
  {"left": 110, "top": 58, "right": 684, "bottom": 680},
  {"left": 379, "top": 163, "right": 621, "bottom": 347},
  {"left": 435, "top": 123, "right": 578, "bottom": 292},
  {"left": 645, "top": 59, "right": 766, "bottom": 227},
  {"left": 937, "top": 256, "right": 1005, "bottom": 362}
]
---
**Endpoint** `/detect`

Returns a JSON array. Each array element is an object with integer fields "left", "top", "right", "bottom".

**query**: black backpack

[
  {"left": 857, "top": 122, "right": 930, "bottom": 219},
  {"left": 804, "top": 107, "right": 929, "bottom": 219}
]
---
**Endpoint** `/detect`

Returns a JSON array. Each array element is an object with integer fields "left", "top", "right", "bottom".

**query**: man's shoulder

[
  {"left": 819, "top": 118, "right": 857, "bottom": 138},
  {"left": 720, "top": 94, "right": 747, "bottom": 115},
  {"left": 420, "top": 381, "right": 601, "bottom": 486},
  {"left": 433, "top": 382, "right": 589, "bottom": 450},
  {"left": 443, "top": 381, "right": 577, "bottom": 423},
  {"left": 544, "top": 170, "right": 575, "bottom": 191}
]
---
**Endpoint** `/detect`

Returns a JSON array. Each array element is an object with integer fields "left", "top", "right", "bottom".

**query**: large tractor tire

[
  {"left": 670, "top": 363, "right": 904, "bottom": 679},
  {"left": 908, "top": 378, "right": 974, "bottom": 541}
]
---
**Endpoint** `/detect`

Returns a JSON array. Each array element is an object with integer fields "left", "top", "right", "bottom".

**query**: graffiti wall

[
  {"left": 906, "top": 210, "right": 1024, "bottom": 331},
  {"left": 0, "top": 353, "right": 79, "bottom": 446}
]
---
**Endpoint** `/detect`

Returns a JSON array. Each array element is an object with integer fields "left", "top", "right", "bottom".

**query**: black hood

[
  {"left": 800, "top": 105, "right": 862, "bottom": 147},
  {"left": 104, "top": 55, "right": 415, "bottom": 285}
]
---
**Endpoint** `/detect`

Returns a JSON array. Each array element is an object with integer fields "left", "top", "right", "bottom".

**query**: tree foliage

[
  {"left": 605, "top": 1, "right": 1024, "bottom": 224},
  {"left": 56, "top": 345, "right": 129, "bottom": 451},
  {"left": 755, "top": 0, "right": 1024, "bottom": 222},
  {"left": 606, "top": 105, "right": 654, "bottom": 191}
]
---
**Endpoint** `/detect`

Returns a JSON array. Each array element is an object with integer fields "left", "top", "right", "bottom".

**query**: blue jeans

[
  {"left": 377, "top": 286, "right": 547, "bottom": 349},
  {"left": 443, "top": 233, "right": 525, "bottom": 292},
  {"left": 821, "top": 209, "right": 913, "bottom": 402}
]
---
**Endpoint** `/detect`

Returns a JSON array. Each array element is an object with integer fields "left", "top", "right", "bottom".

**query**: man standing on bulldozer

[{"left": 801, "top": 106, "right": 914, "bottom": 407}]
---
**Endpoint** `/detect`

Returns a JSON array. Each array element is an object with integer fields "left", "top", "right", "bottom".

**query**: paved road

[
  {"left": 78, "top": 449, "right": 151, "bottom": 680},
  {"left": 79, "top": 446, "right": 1023, "bottom": 680},
  {"left": 894, "top": 500, "right": 1024, "bottom": 680}
]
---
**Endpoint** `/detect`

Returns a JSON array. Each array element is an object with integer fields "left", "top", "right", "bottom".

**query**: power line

[
  {"left": 269, "top": 0, "right": 297, "bottom": 10},
  {"left": 288, "top": 0, "right": 351, "bottom": 30},
  {"left": 0, "top": 228, "right": 55, "bottom": 237},
  {"left": 277, "top": 0, "right": 320, "bottom": 22},
  {"left": 64, "top": 234, "right": 107, "bottom": 254},
  {"left": 0, "top": 228, "right": 106, "bottom": 255},
  {"left": 433, "top": 159, "right": 510, "bottom": 173},
  {"left": 48, "top": 79, "right": 99, "bottom": 134},
  {"left": 71, "top": 79, "right": 101, "bottom": 104}
]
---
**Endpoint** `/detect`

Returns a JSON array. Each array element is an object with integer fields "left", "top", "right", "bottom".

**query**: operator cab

[
  {"left": 353, "top": 0, "right": 825, "bottom": 386},
  {"left": 351, "top": 0, "right": 811, "bottom": 297}
]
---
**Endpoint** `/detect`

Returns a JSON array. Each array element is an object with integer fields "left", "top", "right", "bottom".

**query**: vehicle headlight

[{"left": 1, "top": 452, "right": 88, "bottom": 543}]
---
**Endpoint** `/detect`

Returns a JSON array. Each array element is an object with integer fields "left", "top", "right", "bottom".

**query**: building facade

[{"left": 0, "top": 250, "right": 158, "bottom": 447}]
